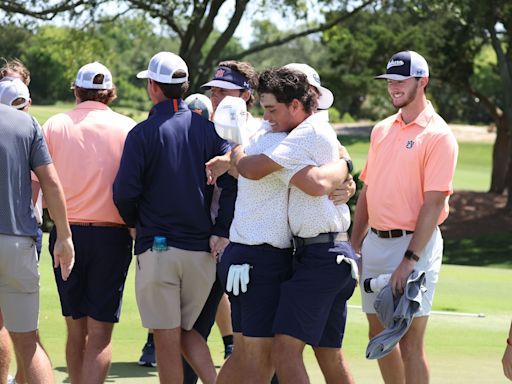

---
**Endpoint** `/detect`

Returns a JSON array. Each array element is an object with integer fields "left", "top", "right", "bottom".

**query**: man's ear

[
  {"left": 240, "top": 90, "right": 251, "bottom": 102},
  {"left": 419, "top": 76, "right": 429, "bottom": 89}
]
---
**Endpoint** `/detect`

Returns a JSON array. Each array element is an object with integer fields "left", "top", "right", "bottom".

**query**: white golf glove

[
  {"left": 226, "top": 264, "right": 251, "bottom": 296},
  {"left": 336, "top": 254, "right": 359, "bottom": 282}
]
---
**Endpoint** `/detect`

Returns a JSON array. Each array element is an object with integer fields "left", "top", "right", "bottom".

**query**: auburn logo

[{"left": 406, "top": 140, "right": 415, "bottom": 149}]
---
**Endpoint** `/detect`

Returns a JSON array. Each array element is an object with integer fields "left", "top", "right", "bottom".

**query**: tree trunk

[
  {"left": 490, "top": 116, "right": 510, "bottom": 193},
  {"left": 506, "top": 138, "right": 512, "bottom": 209}
]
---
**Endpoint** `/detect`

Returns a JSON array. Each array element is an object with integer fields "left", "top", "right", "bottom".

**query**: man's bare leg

[
  {"left": 400, "top": 316, "right": 429, "bottom": 384},
  {"left": 154, "top": 328, "right": 182, "bottom": 383},
  {"left": 9, "top": 331, "right": 53, "bottom": 384},
  {"left": 217, "top": 332, "right": 246, "bottom": 384},
  {"left": 367, "top": 313, "right": 405, "bottom": 384},
  {"left": 313, "top": 346, "right": 354, "bottom": 384},
  {"left": 181, "top": 328, "right": 216, "bottom": 384},
  {"left": 65, "top": 317, "right": 87, "bottom": 383},
  {"left": 79, "top": 317, "right": 114, "bottom": 384},
  {"left": 273, "top": 334, "right": 308, "bottom": 384},
  {"left": 0, "top": 312, "right": 11, "bottom": 384},
  {"left": 244, "top": 336, "right": 274, "bottom": 384}
]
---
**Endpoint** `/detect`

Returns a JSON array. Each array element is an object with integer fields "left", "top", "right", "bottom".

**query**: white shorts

[
  {"left": 360, "top": 227, "right": 443, "bottom": 316},
  {"left": 0, "top": 234, "right": 39, "bottom": 332}
]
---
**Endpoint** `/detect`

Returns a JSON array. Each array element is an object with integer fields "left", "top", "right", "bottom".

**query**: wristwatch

[
  {"left": 342, "top": 156, "right": 353, "bottom": 173},
  {"left": 404, "top": 249, "right": 420, "bottom": 262}
]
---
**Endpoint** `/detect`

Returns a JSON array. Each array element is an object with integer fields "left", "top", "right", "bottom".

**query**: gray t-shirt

[{"left": 0, "top": 104, "right": 52, "bottom": 237}]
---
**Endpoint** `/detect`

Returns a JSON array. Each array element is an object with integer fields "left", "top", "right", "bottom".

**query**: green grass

[{"left": 7, "top": 237, "right": 511, "bottom": 383}]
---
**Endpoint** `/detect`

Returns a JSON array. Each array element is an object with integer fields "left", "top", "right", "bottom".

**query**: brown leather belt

[
  {"left": 292, "top": 232, "right": 349, "bottom": 249},
  {"left": 371, "top": 228, "right": 413, "bottom": 239},
  {"left": 69, "top": 222, "right": 127, "bottom": 228}
]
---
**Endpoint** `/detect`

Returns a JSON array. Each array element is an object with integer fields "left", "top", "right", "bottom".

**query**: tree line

[{"left": 1, "top": 0, "right": 511, "bottom": 207}]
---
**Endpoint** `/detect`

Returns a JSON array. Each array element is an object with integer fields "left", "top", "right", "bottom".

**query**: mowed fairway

[{"left": 7, "top": 236, "right": 510, "bottom": 383}]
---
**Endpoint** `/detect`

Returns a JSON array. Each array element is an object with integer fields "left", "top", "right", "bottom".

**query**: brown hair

[
  {"left": 0, "top": 57, "right": 31, "bottom": 85},
  {"left": 154, "top": 70, "right": 189, "bottom": 99},
  {"left": 218, "top": 60, "right": 258, "bottom": 109},
  {"left": 75, "top": 74, "right": 117, "bottom": 105}
]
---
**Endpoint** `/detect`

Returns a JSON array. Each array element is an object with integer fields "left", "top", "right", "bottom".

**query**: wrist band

[
  {"left": 404, "top": 249, "right": 420, "bottom": 262},
  {"left": 507, "top": 338, "right": 512, "bottom": 347}
]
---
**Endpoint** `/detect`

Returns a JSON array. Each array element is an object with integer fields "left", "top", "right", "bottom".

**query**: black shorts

[{"left": 50, "top": 225, "right": 133, "bottom": 323}]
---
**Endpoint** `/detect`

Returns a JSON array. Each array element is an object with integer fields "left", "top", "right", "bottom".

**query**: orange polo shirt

[
  {"left": 43, "top": 101, "right": 136, "bottom": 224},
  {"left": 360, "top": 101, "right": 458, "bottom": 231}
]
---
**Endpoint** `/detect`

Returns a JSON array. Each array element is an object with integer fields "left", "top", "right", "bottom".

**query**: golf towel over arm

[{"left": 366, "top": 270, "right": 427, "bottom": 359}]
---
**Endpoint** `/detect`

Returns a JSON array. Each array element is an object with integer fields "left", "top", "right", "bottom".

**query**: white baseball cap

[
  {"left": 74, "top": 62, "right": 113, "bottom": 90},
  {"left": 213, "top": 95, "right": 248, "bottom": 145},
  {"left": 0, "top": 77, "right": 30, "bottom": 110},
  {"left": 375, "top": 51, "right": 429, "bottom": 80},
  {"left": 137, "top": 52, "right": 189, "bottom": 84},
  {"left": 284, "top": 63, "right": 334, "bottom": 110}
]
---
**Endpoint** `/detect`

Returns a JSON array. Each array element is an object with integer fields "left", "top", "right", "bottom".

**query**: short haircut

[
  {"left": 0, "top": 58, "right": 31, "bottom": 85},
  {"left": 257, "top": 67, "right": 317, "bottom": 114},
  {"left": 153, "top": 69, "right": 189, "bottom": 99},
  {"left": 218, "top": 60, "right": 258, "bottom": 109},
  {"left": 75, "top": 74, "right": 117, "bottom": 105}
]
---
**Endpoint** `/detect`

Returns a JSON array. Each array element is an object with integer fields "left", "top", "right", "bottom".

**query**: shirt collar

[
  {"left": 76, "top": 100, "right": 111, "bottom": 111},
  {"left": 395, "top": 100, "right": 435, "bottom": 128},
  {"left": 149, "top": 98, "right": 188, "bottom": 117}
]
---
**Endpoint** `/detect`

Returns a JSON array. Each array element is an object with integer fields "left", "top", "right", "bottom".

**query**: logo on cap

[
  {"left": 387, "top": 59, "right": 405, "bottom": 69},
  {"left": 215, "top": 68, "right": 226, "bottom": 78}
]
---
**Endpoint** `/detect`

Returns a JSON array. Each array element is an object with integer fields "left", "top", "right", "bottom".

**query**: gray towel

[{"left": 366, "top": 270, "right": 426, "bottom": 359}]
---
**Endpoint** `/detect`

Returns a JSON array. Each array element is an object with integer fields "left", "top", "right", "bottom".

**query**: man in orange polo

[
  {"left": 351, "top": 50, "right": 458, "bottom": 384},
  {"left": 42, "top": 62, "right": 136, "bottom": 384}
]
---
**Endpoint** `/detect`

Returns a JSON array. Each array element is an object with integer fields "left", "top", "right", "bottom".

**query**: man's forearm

[
  {"left": 351, "top": 185, "right": 369, "bottom": 252},
  {"left": 406, "top": 191, "right": 447, "bottom": 256},
  {"left": 290, "top": 159, "right": 348, "bottom": 196}
]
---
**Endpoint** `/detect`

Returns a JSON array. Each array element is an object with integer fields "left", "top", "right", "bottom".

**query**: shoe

[
  {"left": 138, "top": 342, "right": 157, "bottom": 367},
  {"left": 7, "top": 375, "right": 16, "bottom": 384},
  {"left": 224, "top": 343, "right": 234, "bottom": 359}
]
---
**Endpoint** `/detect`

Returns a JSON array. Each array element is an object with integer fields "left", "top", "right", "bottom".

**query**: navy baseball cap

[
  {"left": 201, "top": 66, "right": 251, "bottom": 90},
  {"left": 375, "top": 51, "right": 429, "bottom": 81}
]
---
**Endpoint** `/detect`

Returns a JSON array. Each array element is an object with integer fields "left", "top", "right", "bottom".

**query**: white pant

[{"left": 360, "top": 227, "right": 443, "bottom": 316}]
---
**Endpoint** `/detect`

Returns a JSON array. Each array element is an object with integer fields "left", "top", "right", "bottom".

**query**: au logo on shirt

[{"left": 405, "top": 140, "right": 415, "bottom": 149}]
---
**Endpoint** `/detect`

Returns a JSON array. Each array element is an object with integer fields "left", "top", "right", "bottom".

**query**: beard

[{"left": 390, "top": 81, "right": 419, "bottom": 109}]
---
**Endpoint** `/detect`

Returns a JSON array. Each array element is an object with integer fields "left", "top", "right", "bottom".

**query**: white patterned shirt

[
  {"left": 264, "top": 112, "right": 351, "bottom": 238},
  {"left": 229, "top": 123, "right": 294, "bottom": 248}
]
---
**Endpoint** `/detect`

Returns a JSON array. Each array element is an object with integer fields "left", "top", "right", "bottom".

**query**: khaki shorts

[
  {"left": 135, "top": 246, "right": 215, "bottom": 330},
  {"left": 0, "top": 234, "right": 39, "bottom": 332},
  {"left": 360, "top": 227, "right": 443, "bottom": 316}
]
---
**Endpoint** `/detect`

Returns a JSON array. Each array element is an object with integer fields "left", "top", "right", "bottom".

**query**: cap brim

[
  {"left": 136, "top": 70, "right": 149, "bottom": 79},
  {"left": 317, "top": 86, "right": 334, "bottom": 110},
  {"left": 374, "top": 74, "right": 413, "bottom": 80},
  {"left": 201, "top": 79, "right": 244, "bottom": 90}
]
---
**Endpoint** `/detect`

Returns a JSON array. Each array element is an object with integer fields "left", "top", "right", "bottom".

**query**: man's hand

[
  {"left": 206, "top": 153, "right": 231, "bottom": 185},
  {"left": 209, "top": 235, "right": 229, "bottom": 260},
  {"left": 53, "top": 236, "right": 75, "bottom": 281},
  {"left": 329, "top": 174, "right": 356, "bottom": 205},
  {"left": 389, "top": 258, "right": 415, "bottom": 297}
]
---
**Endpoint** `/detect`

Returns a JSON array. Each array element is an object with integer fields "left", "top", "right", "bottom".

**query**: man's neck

[{"left": 400, "top": 96, "right": 428, "bottom": 125}]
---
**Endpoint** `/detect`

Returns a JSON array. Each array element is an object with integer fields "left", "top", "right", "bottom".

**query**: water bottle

[
  {"left": 152, "top": 236, "right": 168, "bottom": 252},
  {"left": 363, "top": 273, "right": 391, "bottom": 293}
]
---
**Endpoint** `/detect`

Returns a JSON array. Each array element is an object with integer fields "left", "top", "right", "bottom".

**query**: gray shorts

[
  {"left": 360, "top": 227, "right": 443, "bottom": 316},
  {"left": 135, "top": 247, "right": 216, "bottom": 330},
  {"left": 0, "top": 234, "right": 39, "bottom": 332}
]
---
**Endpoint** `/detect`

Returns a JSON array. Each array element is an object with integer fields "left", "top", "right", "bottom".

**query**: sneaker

[
  {"left": 138, "top": 342, "right": 157, "bottom": 367},
  {"left": 224, "top": 343, "right": 234, "bottom": 359},
  {"left": 7, "top": 375, "right": 16, "bottom": 384}
]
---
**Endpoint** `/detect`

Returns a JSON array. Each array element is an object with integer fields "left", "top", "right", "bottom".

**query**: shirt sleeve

[
  {"left": 423, "top": 132, "right": 458, "bottom": 194},
  {"left": 113, "top": 129, "right": 145, "bottom": 227},
  {"left": 29, "top": 116, "right": 52, "bottom": 170}
]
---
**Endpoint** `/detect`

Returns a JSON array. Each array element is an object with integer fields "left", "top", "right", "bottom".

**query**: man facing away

[
  {"left": 42, "top": 62, "right": 136, "bottom": 384},
  {"left": 350, "top": 50, "right": 458, "bottom": 384},
  {"left": 0, "top": 96, "right": 74, "bottom": 383},
  {"left": 233, "top": 65, "right": 357, "bottom": 384},
  {"left": 113, "top": 51, "right": 237, "bottom": 384}
]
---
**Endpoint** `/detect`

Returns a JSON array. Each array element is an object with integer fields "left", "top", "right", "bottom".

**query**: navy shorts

[
  {"left": 218, "top": 242, "right": 293, "bottom": 337},
  {"left": 49, "top": 225, "right": 133, "bottom": 323},
  {"left": 273, "top": 241, "right": 357, "bottom": 348}
]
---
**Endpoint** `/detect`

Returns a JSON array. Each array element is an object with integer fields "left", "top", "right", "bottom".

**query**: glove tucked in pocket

[{"left": 226, "top": 264, "right": 251, "bottom": 296}]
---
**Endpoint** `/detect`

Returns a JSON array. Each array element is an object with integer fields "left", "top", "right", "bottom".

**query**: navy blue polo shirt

[{"left": 113, "top": 99, "right": 237, "bottom": 255}]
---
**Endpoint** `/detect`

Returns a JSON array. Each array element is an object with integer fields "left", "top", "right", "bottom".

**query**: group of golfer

[{"left": 0, "top": 47, "right": 462, "bottom": 384}]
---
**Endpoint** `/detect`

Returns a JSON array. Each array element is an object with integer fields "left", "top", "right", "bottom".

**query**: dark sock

[
  {"left": 222, "top": 334, "right": 233, "bottom": 347},
  {"left": 147, "top": 332, "right": 154, "bottom": 344}
]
